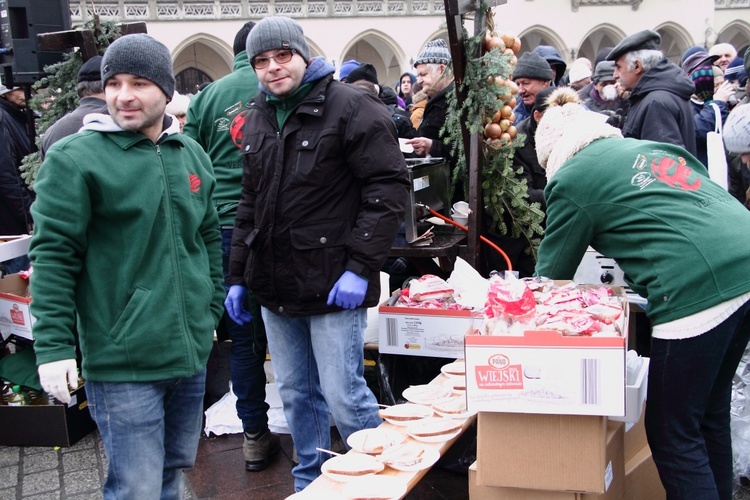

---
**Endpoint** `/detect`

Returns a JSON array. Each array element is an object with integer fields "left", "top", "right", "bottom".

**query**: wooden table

[{"left": 302, "top": 370, "right": 474, "bottom": 498}]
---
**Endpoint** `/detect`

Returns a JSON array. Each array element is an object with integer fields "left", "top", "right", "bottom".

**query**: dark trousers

[
  {"left": 220, "top": 228, "right": 269, "bottom": 433},
  {"left": 646, "top": 299, "right": 750, "bottom": 500}
]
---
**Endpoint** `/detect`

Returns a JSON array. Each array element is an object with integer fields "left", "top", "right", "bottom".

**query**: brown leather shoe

[{"left": 243, "top": 430, "right": 280, "bottom": 471}]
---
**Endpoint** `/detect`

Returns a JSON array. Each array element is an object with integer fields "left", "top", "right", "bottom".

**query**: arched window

[{"left": 175, "top": 67, "right": 212, "bottom": 95}]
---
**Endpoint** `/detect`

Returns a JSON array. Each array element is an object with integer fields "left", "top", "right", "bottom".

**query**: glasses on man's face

[{"left": 252, "top": 49, "right": 296, "bottom": 69}]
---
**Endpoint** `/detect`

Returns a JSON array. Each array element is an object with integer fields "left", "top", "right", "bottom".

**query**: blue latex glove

[
  {"left": 225, "top": 285, "right": 253, "bottom": 325},
  {"left": 327, "top": 270, "right": 368, "bottom": 310}
]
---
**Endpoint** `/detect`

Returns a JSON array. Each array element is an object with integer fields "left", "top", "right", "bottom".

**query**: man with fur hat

[
  {"left": 407, "top": 39, "right": 455, "bottom": 160},
  {"left": 184, "top": 20, "right": 281, "bottom": 473},
  {"left": 41, "top": 55, "right": 108, "bottom": 156},
  {"left": 511, "top": 51, "right": 553, "bottom": 123},
  {"left": 224, "top": 16, "right": 409, "bottom": 491},
  {"left": 30, "top": 33, "right": 224, "bottom": 498},
  {"left": 607, "top": 29, "right": 697, "bottom": 155},
  {"left": 0, "top": 82, "right": 34, "bottom": 275},
  {"left": 535, "top": 88, "right": 750, "bottom": 500}
]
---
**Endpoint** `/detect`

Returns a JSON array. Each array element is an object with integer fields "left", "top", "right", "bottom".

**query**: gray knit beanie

[
  {"left": 513, "top": 52, "right": 554, "bottom": 81},
  {"left": 414, "top": 39, "right": 451, "bottom": 67},
  {"left": 723, "top": 105, "right": 750, "bottom": 154},
  {"left": 101, "top": 34, "right": 175, "bottom": 98},
  {"left": 246, "top": 16, "right": 310, "bottom": 62}
]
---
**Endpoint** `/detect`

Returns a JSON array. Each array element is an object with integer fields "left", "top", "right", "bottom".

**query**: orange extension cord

[{"left": 427, "top": 208, "right": 513, "bottom": 272}]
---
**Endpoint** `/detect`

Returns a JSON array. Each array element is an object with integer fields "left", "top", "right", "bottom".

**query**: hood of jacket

[
  {"left": 81, "top": 112, "right": 180, "bottom": 141},
  {"left": 630, "top": 58, "right": 695, "bottom": 101},
  {"left": 258, "top": 56, "right": 335, "bottom": 97},
  {"left": 533, "top": 46, "right": 567, "bottom": 85}
]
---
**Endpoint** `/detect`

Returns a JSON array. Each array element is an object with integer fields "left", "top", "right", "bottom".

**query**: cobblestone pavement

[{"left": 0, "top": 431, "right": 195, "bottom": 500}]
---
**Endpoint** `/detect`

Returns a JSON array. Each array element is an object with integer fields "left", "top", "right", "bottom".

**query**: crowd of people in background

[{"left": 0, "top": 14, "right": 749, "bottom": 500}]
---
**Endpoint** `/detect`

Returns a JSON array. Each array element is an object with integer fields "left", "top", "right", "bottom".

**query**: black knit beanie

[
  {"left": 101, "top": 34, "right": 175, "bottom": 98},
  {"left": 346, "top": 63, "right": 378, "bottom": 85},
  {"left": 513, "top": 52, "right": 554, "bottom": 81}
]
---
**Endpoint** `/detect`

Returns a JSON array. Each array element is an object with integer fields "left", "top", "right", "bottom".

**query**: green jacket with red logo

[
  {"left": 30, "top": 114, "right": 224, "bottom": 382},
  {"left": 536, "top": 137, "right": 750, "bottom": 325},
  {"left": 184, "top": 51, "right": 259, "bottom": 226}
]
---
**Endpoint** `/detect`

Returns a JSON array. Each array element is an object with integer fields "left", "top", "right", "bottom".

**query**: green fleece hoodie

[
  {"left": 184, "top": 51, "right": 259, "bottom": 226},
  {"left": 536, "top": 137, "right": 750, "bottom": 325},
  {"left": 30, "top": 114, "right": 224, "bottom": 382}
]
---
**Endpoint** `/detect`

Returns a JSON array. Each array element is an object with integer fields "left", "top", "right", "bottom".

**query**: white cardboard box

[
  {"left": 465, "top": 331, "right": 625, "bottom": 416},
  {"left": 0, "top": 273, "right": 35, "bottom": 340},
  {"left": 610, "top": 357, "right": 649, "bottom": 423},
  {"left": 378, "top": 301, "right": 472, "bottom": 359}
]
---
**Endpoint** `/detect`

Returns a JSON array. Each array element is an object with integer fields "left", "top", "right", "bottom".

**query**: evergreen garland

[
  {"left": 19, "top": 16, "right": 120, "bottom": 190},
  {"left": 443, "top": 6, "right": 545, "bottom": 260}
]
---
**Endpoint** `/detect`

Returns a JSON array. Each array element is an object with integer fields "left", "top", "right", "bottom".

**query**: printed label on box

[
  {"left": 378, "top": 307, "right": 471, "bottom": 359},
  {"left": 465, "top": 332, "right": 626, "bottom": 416},
  {"left": 10, "top": 304, "right": 25, "bottom": 325}
]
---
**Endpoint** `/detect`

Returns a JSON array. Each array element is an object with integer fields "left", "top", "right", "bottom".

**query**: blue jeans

[
  {"left": 221, "top": 228, "right": 269, "bottom": 433},
  {"left": 1, "top": 255, "right": 30, "bottom": 275},
  {"left": 85, "top": 369, "right": 206, "bottom": 500},
  {"left": 646, "top": 300, "right": 750, "bottom": 500},
  {"left": 261, "top": 307, "right": 382, "bottom": 491}
]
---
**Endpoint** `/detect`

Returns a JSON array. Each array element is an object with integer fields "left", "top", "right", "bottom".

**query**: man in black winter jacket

[
  {"left": 608, "top": 29, "right": 697, "bottom": 156},
  {"left": 0, "top": 84, "right": 34, "bottom": 273},
  {"left": 225, "top": 16, "right": 409, "bottom": 492}
]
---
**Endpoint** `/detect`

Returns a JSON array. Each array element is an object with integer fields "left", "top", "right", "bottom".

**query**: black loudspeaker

[{"left": 0, "top": 0, "right": 71, "bottom": 86}]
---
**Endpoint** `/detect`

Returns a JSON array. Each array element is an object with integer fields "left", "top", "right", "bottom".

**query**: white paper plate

[
  {"left": 383, "top": 446, "right": 440, "bottom": 472},
  {"left": 341, "top": 475, "right": 407, "bottom": 500},
  {"left": 346, "top": 427, "right": 404, "bottom": 454},
  {"left": 402, "top": 384, "right": 454, "bottom": 406},
  {"left": 379, "top": 403, "right": 434, "bottom": 426},
  {"left": 408, "top": 428, "right": 461, "bottom": 443},
  {"left": 431, "top": 396, "right": 474, "bottom": 419},
  {"left": 406, "top": 417, "right": 463, "bottom": 443},
  {"left": 321, "top": 454, "right": 385, "bottom": 483},
  {"left": 440, "top": 360, "right": 466, "bottom": 377}
]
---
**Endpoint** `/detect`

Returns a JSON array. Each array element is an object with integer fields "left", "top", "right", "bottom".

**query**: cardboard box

[
  {"left": 465, "top": 329, "right": 626, "bottom": 416},
  {"left": 476, "top": 412, "right": 624, "bottom": 493},
  {"left": 378, "top": 295, "right": 472, "bottom": 358},
  {"left": 610, "top": 357, "right": 648, "bottom": 423},
  {"left": 621, "top": 403, "right": 648, "bottom": 464},
  {"left": 0, "top": 235, "right": 31, "bottom": 263},
  {"left": 0, "top": 273, "right": 35, "bottom": 341},
  {"left": 624, "top": 445, "right": 665, "bottom": 500},
  {"left": 470, "top": 461, "right": 578, "bottom": 499},
  {"left": 0, "top": 386, "right": 96, "bottom": 447},
  {"left": 469, "top": 460, "right": 625, "bottom": 500}
]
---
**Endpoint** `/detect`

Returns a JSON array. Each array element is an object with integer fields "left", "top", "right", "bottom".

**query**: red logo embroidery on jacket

[
  {"left": 229, "top": 110, "right": 249, "bottom": 149},
  {"left": 189, "top": 174, "right": 201, "bottom": 193},
  {"left": 650, "top": 157, "right": 701, "bottom": 191}
]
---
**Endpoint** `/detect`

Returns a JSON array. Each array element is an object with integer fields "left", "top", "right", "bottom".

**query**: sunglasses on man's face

[{"left": 251, "top": 49, "right": 297, "bottom": 69}]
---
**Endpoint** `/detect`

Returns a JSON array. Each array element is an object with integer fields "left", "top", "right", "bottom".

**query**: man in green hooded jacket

[{"left": 30, "top": 34, "right": 224, "bottom": 499}]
